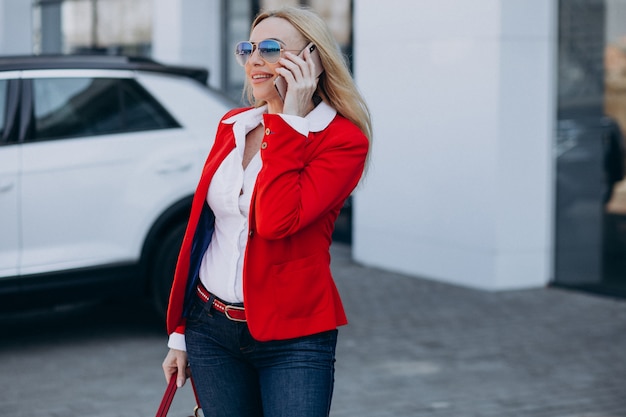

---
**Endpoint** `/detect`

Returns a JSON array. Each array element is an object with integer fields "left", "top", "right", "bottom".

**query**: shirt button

[
  {"left": 265, "top": 128, "right": 271, "bottom": 135},
  {"left": 261, "top": 142, "right": 268, "bottom": 149},
  {"left": 249, "top": 230, "right": 254, "bottom": 238}
]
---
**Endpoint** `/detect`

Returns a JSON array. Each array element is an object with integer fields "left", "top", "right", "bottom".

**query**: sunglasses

[{"left": 234, "top": 39, "right": 303, "bottom": 66}]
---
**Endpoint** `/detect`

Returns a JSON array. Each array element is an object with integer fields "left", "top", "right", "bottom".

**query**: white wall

[
  {"left": 0, "top": 0, "right": 32, "bottom": 54},
  {"left": 352, "top": 0, "right": 556, "bottom": 290},
  {"left": 152, "top": 0, "right": 222, "bottom": 89}
]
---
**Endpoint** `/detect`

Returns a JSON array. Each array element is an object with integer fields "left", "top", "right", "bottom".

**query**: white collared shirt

[
  {"left": 168, "top": 102, "right": 337, "bottom": 350},
  {"left": 198, "top": 106, "right": 264, "bottom": 304}
]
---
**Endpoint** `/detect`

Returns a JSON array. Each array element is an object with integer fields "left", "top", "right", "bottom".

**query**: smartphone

[{"left": 274, "top": 42, "right": 324, "bottom": 101}]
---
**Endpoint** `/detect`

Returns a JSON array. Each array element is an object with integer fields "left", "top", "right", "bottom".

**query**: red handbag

[{"left": 155, "top": 372, "right": 202, "bottom": 417}]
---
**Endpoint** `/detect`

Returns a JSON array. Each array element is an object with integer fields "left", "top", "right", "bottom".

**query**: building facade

[{"left": 3, "top": 0, "right": 626, "bottom": 295}]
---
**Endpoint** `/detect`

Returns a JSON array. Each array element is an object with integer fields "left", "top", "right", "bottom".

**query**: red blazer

[{"left": 166, "top": 106, "right": 369, "bottom": 341}]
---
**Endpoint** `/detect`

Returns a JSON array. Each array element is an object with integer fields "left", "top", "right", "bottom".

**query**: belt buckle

[{"left": 224, "top": 305, "right": 246, "bottom": 322}]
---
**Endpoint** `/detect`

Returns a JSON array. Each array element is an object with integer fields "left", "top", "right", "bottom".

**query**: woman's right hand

[{"left": 162, "top": 348, "right": 189, "bottom": 387}]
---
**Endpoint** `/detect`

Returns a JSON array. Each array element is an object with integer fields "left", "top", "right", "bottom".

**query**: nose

[{"left": 247, "top": 46, "right": 264, "bottom": 65}]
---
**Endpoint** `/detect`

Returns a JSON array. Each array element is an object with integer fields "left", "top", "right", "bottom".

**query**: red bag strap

[
  {"left": 190, "top": 375, "right": 202, "bottom": 416},
  {"left": 190, "top": 375, "right": 202, "bottom": 407},
  {"left": 155, "top": 371, "right": 201, "bottom": 417}
]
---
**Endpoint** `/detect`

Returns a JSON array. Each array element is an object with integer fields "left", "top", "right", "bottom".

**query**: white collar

[
  {"left": 221, "top": 105, "right": 267, "bottom": 129},
  {"left": 222, "top": 101, "right": 337, "bottom": 132}
]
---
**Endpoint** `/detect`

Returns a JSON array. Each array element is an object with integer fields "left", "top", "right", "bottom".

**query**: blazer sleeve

[{"left": 253, "top": 113, "right": 369, "bottom": 239}]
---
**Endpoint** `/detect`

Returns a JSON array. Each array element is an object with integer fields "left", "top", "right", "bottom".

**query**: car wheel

[{"left": 151, "top": 223, "right": 187, "bottom": 319}]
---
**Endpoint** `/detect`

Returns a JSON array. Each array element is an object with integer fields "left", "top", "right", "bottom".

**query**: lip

[{"left": 250, "top": 72, "right": 275, "bottom": 84}]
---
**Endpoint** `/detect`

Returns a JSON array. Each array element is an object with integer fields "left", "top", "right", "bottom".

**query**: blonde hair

[{"left": 245, "top": 6, "right": 373, "bottom": 147}]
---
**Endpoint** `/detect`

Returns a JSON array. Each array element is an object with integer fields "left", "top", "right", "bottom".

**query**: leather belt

[{"left": 196, "top": 283, "right": 246, "bottom": 322}]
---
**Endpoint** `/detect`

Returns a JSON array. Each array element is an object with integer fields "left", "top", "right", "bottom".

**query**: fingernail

[{"left": 177, "top": 378, "right": 183, "bottom": 388}]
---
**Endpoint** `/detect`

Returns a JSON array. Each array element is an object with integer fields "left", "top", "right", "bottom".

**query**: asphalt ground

[{"left": 0, "top": 243, "right": 625, "bottom": 417}]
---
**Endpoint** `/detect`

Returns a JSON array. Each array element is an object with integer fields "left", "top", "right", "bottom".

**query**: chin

[
  {"left": 255, "top": 95, "right": 279, "bottom": 105},
  {"left": 251, "top": 88, "right": 270, "bottom": 102}
]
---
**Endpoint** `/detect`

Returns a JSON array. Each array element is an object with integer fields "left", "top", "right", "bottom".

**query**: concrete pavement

[
  {"left": 0, "top": 242, "right": 625, "bottom": 416},
  {"left": 331, "top": 244, "right": 626, "bottom": 416}
]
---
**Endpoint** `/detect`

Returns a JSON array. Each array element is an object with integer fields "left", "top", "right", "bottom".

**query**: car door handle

[
  {"left": 0, "top": 180, "right": 14, "bottom": 193},
  {"left": 156, "top": 161, "right": 193, "bottom": 175}
]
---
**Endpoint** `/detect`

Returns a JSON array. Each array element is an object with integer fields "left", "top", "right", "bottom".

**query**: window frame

[
  {"left": 0, "top": 72, "right": 22, "bottom": 145},
  {"left": 17, "top": 69, "right": 181, "bottom": 143}
]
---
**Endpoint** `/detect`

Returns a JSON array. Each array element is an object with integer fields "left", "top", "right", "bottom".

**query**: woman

[{"left": 162, "top": 6, "right": 372, "bottom": 416}]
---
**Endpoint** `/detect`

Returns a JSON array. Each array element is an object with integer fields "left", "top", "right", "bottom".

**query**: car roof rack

[{"left": 0, "top": 54, "right": 209, "bottom": 85}]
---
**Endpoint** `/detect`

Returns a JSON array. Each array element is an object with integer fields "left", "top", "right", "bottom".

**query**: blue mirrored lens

[
  {"left": 258, "top": 40, "right": 282, "bottom": 63},
  {"left": 235, "top": 41, "right": 253, "bottom": 66}
]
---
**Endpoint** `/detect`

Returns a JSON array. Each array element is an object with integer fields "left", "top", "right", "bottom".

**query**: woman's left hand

[
  {"left": 162, "top": 348, "right": 189, "bottom": 387},
  {"left": 276, "top": 47, "right": 319, "bottom": 117}
]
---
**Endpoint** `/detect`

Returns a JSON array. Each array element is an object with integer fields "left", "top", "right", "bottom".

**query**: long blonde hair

[{"left": 245, "top": 6, "right": 373, "bottom": 147}]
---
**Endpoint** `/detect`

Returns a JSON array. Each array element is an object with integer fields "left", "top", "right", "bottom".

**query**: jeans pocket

[{"left": 185, "top": 297, "right": 206, "bottom": 326}]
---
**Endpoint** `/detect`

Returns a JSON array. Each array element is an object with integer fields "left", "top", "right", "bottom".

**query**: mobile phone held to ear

[{"left": 274, "top": 42, "right": 324, "bottom": 101}]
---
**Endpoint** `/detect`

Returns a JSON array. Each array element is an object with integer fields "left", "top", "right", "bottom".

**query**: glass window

[
  {"left": 603, "top": 0, "right": 626, "bottom": 295},
  {"left": 33, "top": 0, "right": 152, "bottom": 55},
  {"left": 34, "top": 77, "right": 120, "bottom": 139},
  {"left": 605, "top": 0, "right": 626, "bottom": 164},
  {"left": 555, "top": 0, "right": 626, "bottom": 296},
  {"left": 0, "top": 80, "right": 7, "bottom": 139},
  {"left": 223, "top": 0, "right": 254, "bottom": 102},
  {"left": 121, "top": 80, "right": 178, "bottom": 132},
  {"left": 32, "top": 77, "right": 178, "bottom": 141}
]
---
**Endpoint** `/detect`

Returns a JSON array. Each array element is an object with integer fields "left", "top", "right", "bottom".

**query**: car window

[
  {"left": 0, "top": 80, "right": 7, "bottom": 140},
  {"left": 32, "top": 77, "right": 179, "bottom": 141},
  {"left": 121, "top": 81, "right": 179, "bottom": 132}
]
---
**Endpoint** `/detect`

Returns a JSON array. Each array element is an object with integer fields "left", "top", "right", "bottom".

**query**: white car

[{"left": 0, "top": 55, "right": 235, "bottom": 316}]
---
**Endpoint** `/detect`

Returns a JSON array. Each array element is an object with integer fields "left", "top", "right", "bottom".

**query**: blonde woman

[{"left": 162, "top": 6, "right": 371, "bottom": 416}]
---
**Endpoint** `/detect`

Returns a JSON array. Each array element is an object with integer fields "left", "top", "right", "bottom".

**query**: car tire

[{"left": 151, "top": 222, "right": 187, "bottom": 319}]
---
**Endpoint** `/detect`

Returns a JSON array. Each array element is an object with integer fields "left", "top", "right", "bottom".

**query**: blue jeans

[{"left": 185, "top": 295, "right": 338, "bottom": 417}]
